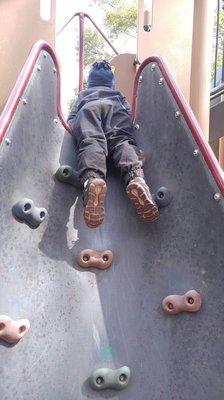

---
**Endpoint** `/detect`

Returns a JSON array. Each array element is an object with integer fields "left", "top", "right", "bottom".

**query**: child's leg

[
  {"left": 106, "top": 106, "right": 144, "bottom": 184},
  {"left": 73, "top": 102, "right": 108, "bottom": 185},
  {"left": 107, "top": 107, "right": 159, "bottom": 222},
  {"left": 72, "top": 102, "right": 108, "bottom": 228}
]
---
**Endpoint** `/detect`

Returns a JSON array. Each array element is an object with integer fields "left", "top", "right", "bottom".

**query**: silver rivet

[
  {"left": 214, "top": 193, "right": 221, "bottom": 201},
  {"left": 54, "top": 118, "right": 59, "bottom": 124},
  {"left": 193, "top": 149, "right": 199, "bottom": 157},
  {"left": 53, "top": 67, "right": 57, "bottom": 73},
  {"left": 159, "top": 78, "right": 164, "bottom": 85},
  {"left": 5, "top": 138, "right": 11, "bottom": 145},
  {"left": 139, "top": 75, "right": 143, "bottom": 83},
  {"left": 96, "top": 377, "right": 103, "bottom": 385},
  {"left": 43, "top": 52, "right": 47, "bottom": 58},
  {"left": 37, "top": 65, "right": 41, "bottom": 72},
  {"left": 175, "top": 111, "right": 181, "bottom": 119},
  {"left": 22, "top": 98, "right": 27, "bottom": 105},
  {"left": 151, "top": 64, "right": 155, "bottom": 71},
  {"left": 135, "top": 124, "right": 140, "bottom": 130}
]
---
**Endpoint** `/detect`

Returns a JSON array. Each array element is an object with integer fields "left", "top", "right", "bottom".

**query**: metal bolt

[
  {"left": 193, "top": 149, "right": 199, "bottom": 157},
  {"left": 96, "top": 377, "right": 104, "bottom": 385},
  {"left": 175, "top": 111, "right": 181, "bottom": 119},
  {"left": 135, "top": 124, "right": 140, "bottom": 130},
  {"left": 214, "top": 193, "right": 221, "bottom": 201},
  {"left": 37, "top": 65, "right": 41, "bottom": 72},
  {"left": 139, "top": 75, "right": 143, "bottom": 83},
  {"left": 151, "top": 63, "right": 156, "bottom": 71},
  {"left": 22, "top": 98, "right": 27, "bottom": 105},
  {"left": 159, "top": 78, "right": 164, "bottom": 85},
  {"left": 53, "top": 67, "right": 57, "bottom": 73},
  {"left": 43, "top": 52, "right": 47, "bottom": 58},
  {"left": 5, "top": 138, "right": 11, "bottom": 145},
  {"left": 119, "top": 374, "right": 127, "bottom": 382},
  {"left": 54, "top": 118, "right": 59, "bottom": 124}
]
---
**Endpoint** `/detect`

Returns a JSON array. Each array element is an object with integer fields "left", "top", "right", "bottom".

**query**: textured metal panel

[{"left": 0, "top": 54, "right": 224, "bottom": 400}]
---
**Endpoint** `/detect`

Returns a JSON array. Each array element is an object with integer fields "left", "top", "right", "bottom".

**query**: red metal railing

[
  {"left": 0, "top": 40, "right": 223, "bottom": 194},
  {"left": 0, "top": 40, "right": 72, "bottom": 142},
  {"left": 132, "top": 55, "right": 224, "bottom": 195},
  {"left": 57, "top": 12, "right": 119, "bottom": 92}
]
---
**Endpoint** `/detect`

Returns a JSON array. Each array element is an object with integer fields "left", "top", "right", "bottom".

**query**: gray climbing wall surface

[{"left": 0, "top": 50, "right": 224, "bottom": 400}]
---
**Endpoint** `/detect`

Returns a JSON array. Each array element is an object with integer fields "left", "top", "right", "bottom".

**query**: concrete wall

[
  {"left": 190, "top": 0, "right": 214, "bottom": 138},
  {"left": 137, "top": 0, "right": 215, "bottom": 147},
  {"left": 0, "top": 0, "right": 56, "bottom": 112},
  {"left": 137, "top": 0, "right": 194, "bottom": 102},
  {"left": 111, "top": 54, "right": 136, "bottom": 104}
]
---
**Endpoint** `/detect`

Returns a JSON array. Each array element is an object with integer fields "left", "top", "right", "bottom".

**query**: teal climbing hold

[
  {"left": 89, "top": 366, "right": 131, "bottom": 391},
  {"left": 54, "top": 165, "right": 81, "bottom": 188}
]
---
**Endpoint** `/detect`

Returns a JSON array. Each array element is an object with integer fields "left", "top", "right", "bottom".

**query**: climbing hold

[
  {"left": 76, "top": 249, "right": 113, "bottom": 270},
  {"left": 12, "top": 198, "right": 48, "bottom": 229},
  {"left": 0, "top": 315, "right": 30, "bottom": 344},
  {"left": 54, "top": 165, "right": 81, "bottom": 188},
  {"left": 89, "top": 366, "right": 131, "bottom": 391},
  {"left": 153, "top": 187, "right": 172, "bottom": 208},
  {"left": 162, "top": 290, "right": 202, "bottom": 315}
]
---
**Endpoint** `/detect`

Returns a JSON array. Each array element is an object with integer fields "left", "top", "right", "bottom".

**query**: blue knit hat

[{"left": 87, "top": 60, "right": 115, "bottom": 89}]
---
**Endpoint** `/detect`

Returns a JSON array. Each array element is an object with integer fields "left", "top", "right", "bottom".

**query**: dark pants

[{"left": 70, "top": 96, "right": 144, "bottom": 185}]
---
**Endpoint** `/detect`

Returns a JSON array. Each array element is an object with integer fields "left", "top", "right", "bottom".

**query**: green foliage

[
  {"left": 105, "top": 3, "right": 137, "bottom": 38},
  {"left": 84, "top": 0, "right": 137, "bottom": 68},
  {"left": 84, "top": 27, "right": 113, "bottom": 67}
]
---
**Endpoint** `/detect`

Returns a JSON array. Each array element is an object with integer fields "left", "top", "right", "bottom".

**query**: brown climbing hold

[
  {"left": 162, "top": 290, "right": 202, "bottom": 315},
  {"left": 76, "top": 249, "right": 113, "bottom": 270},
  {"left": 0, "top": 315, "right": 30, "bottom": 344}
]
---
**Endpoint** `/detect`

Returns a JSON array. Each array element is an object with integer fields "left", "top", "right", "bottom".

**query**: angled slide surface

[{"left": 0, "top": 42, "right": 223, "bottom": 400}]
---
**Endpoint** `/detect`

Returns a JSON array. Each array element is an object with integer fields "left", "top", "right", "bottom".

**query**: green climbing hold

[
  {"left": 54, "top": 165, "right": 81, "bottom": 188},
  {"left": 89, "top": 366, "right": 131, "bottom": 391}
]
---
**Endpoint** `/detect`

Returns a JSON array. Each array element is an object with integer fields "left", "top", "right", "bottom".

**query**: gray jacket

[{"left": 67, "top": 86, "right": 131, "bottom": 125}]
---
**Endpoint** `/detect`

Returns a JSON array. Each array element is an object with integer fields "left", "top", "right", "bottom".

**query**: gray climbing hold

[
  {"left": 153, "top": 186, "right": 172, "bottom": 208},
  {"left": 54, "top": 165, "right": 81, "bottom": 188},
  {"left": 12, "top": 198, "right": 48, "bottom": 229},
  {"left": 89, "top": 366, "right": 131, "bottom": 391}
]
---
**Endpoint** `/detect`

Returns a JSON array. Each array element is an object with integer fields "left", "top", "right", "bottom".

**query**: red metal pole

[
  {"left": 57, "top": 11, "right": 119, "bottom": 92},
  {"left": 79, "top": 13, "right": 85, "bottom": 92}
]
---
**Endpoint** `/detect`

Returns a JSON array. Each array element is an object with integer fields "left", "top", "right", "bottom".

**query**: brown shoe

[
  {"left": 126, "top": 177, "right": 159, "bottom": 222},
  {"left": 83, "top": 178, "right": 107, "bottom": 228}
]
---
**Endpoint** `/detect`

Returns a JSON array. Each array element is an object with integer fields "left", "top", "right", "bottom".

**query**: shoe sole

[
  {"left": 126, "top": 182, "right": 159, "bottom": 222},
  {"left": 84, "top": 179, "right": 107, "bottom": 228}
]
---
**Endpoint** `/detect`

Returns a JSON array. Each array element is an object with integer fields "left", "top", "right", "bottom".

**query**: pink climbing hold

[
  {"left": 0, "top": 315, "right": 30, "bottom": 344},
  {"left": 162, "top": 290, "right": 202, "bottom": 315}
]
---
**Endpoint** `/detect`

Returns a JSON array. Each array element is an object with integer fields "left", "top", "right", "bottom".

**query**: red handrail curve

[
  {"left": 132, "top": 55, "right": 224, "bottom": 195},
  {"left": 0, "top": 40, "right": 72, "bottom": 144},
  {"left": 57, "top": 12, "right": 118, "bottom": 55},
  {"left": 1, "top": 42, "right": 223, "bottom": 195}
]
